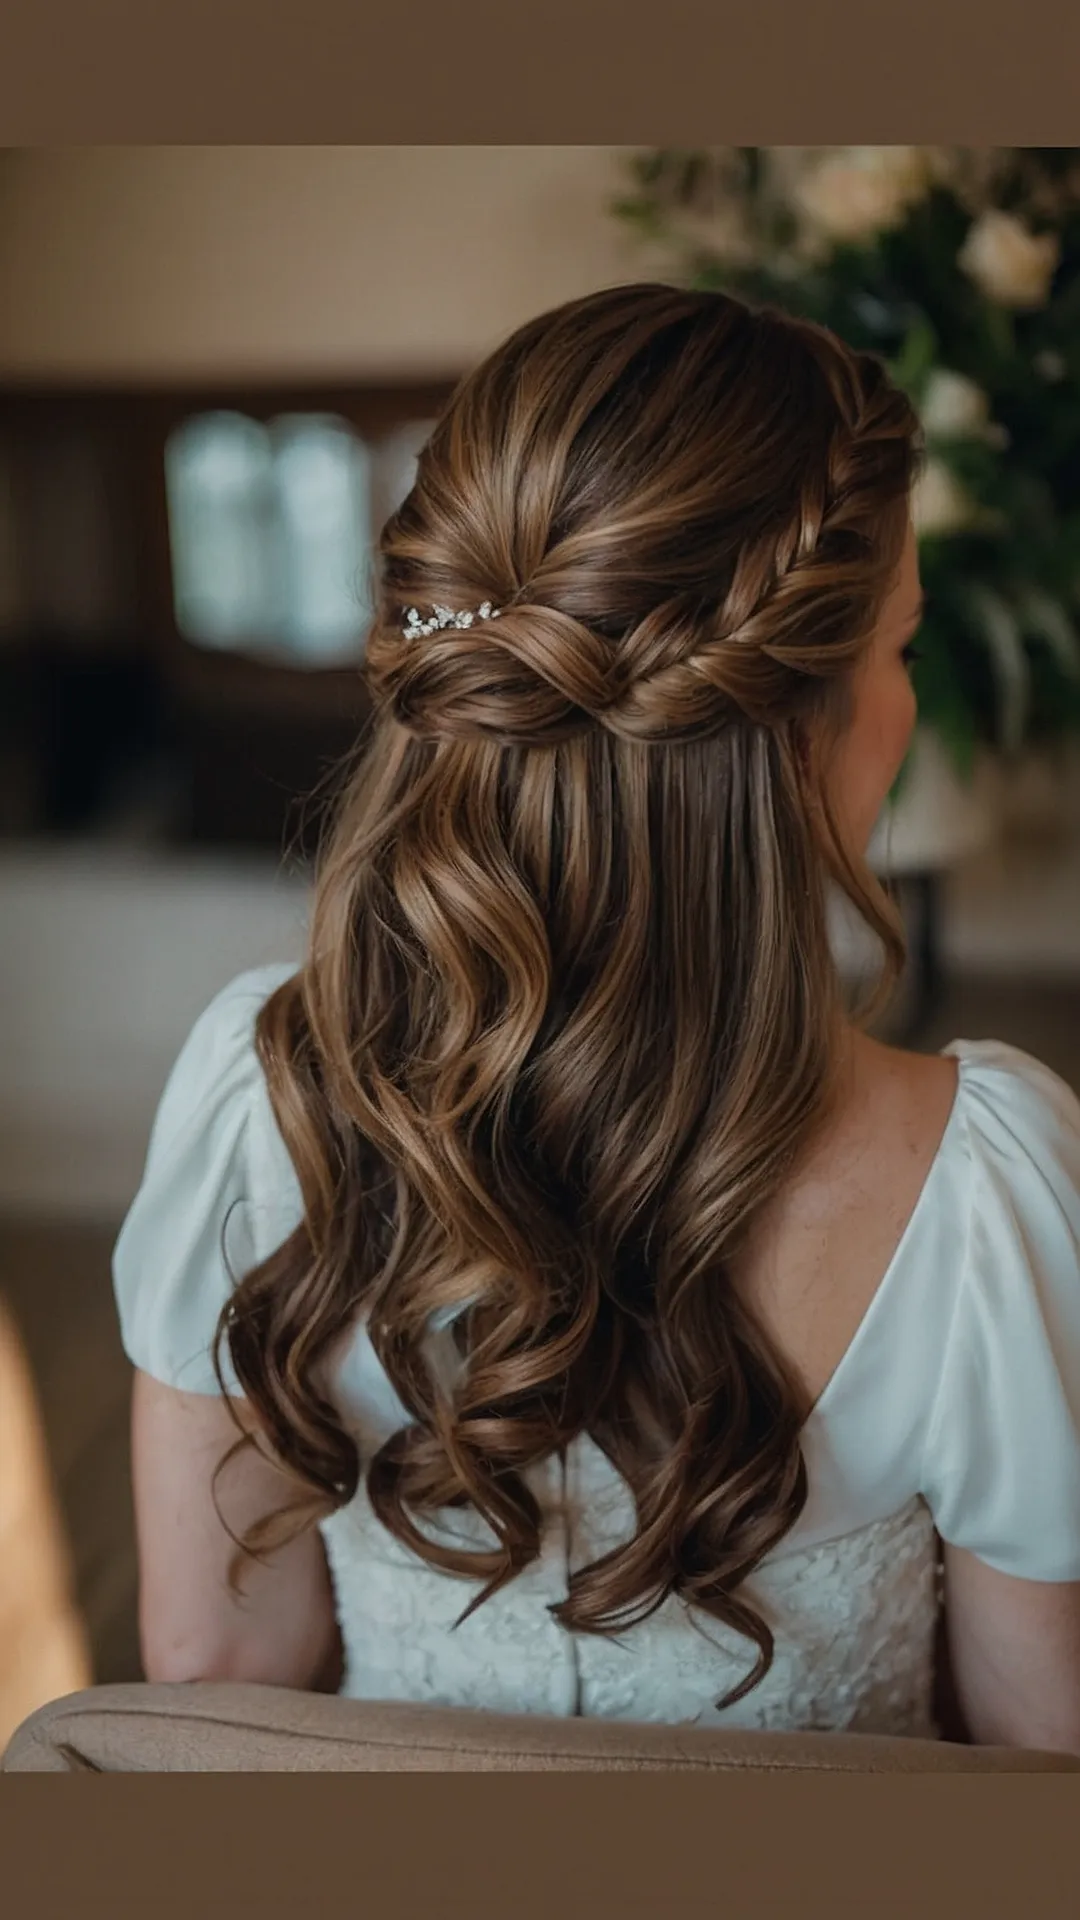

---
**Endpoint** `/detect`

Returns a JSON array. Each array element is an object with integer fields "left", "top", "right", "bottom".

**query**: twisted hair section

[
  {"left": 215, "top": 284, "right": 921, "bottom": 1705},
  {"left": 367, "top": 289, "right": 915, "bottom": 748}
]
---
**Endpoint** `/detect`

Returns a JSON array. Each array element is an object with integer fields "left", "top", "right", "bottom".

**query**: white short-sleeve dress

[{"left": 113, "top": 964, "right": 1080, "bottom": 1737}]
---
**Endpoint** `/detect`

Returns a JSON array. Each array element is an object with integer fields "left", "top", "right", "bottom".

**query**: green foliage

[{"left": 611, "top": 146, "right": 1080, "bottom": 776}]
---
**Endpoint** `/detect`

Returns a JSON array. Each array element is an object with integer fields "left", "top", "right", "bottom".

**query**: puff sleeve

[
  {"left": 111, "top": 964, "right": 301, "bottom": 1397},
  {"left": 922, "top": 1040, "right": 1080, "bottom": 1580}
]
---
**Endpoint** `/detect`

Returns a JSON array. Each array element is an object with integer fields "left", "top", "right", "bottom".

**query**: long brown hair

[{"left": 214, "top": 282, "right": 920, "bottom": 1704}]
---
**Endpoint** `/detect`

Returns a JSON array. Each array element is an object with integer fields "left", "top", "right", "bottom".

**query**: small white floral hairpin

[{"left": 402, "top": 602, "right": 502, "bottom": 639}]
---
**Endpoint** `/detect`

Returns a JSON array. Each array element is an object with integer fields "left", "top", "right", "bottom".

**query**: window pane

[
  {"left": 270, "top": 415, "right": 371, "bottom": 666},
  {"left": 165, "top": 413, "right": 275, "bottom": 649}
]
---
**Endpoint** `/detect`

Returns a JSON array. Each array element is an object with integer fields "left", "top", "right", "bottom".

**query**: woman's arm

[
  {"left": 131, "top": 1368, "right": 342, "bottom": 1691},
  {"left": 942, "top": 1541, "right": 1080, "bottom": 1754}
]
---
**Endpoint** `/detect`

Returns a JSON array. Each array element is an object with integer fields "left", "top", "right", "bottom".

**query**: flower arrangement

[{"left": 612, "top": 148, "right": 1080, "bottom": 784}]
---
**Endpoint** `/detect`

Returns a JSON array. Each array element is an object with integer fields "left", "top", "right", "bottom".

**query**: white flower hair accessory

[{"left": 403, "top": 601, "right": 502, "bottom": 639}]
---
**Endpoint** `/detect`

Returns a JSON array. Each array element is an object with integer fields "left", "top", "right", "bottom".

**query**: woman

[{"left": 115, "top": 284, "right": 1080, "bottom": 1748}]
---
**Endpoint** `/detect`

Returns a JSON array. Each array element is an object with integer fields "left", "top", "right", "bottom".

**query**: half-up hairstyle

[{"left": 214, "top": 282, "right": 922, "bottom": 1706}]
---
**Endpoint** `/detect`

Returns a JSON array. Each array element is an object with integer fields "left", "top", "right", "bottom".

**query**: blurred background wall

[{"left": 0, "top": 146, "right": 640, "bottom": 381}]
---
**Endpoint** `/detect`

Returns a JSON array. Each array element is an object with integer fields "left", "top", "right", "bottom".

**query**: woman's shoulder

[
  {"left": 175, "top": 961, "right": 298, "bottom": 1064},
  {"left": 136, "top": 962, "right": 298, "bottom": 1180},
  {"left": 944, "top": 1030, "right": 1080, "bottom": 1122},
  {"left": 938, "top": 1033, "right": 1080, "bottom": 1213},
  {"left": 875, "top": 1030, "right": 1080, "bottom": 1298},
  {"left": 112, "top": 961, "right": 301, "bottom": 1396},
  {"left": 873, "top": 1028, "right": 1080, "bottom": 1189},
  {"left": 854, "top": 1027, "right": 1080, "bottom": 1391},
  {"left": 940, "top": 1032, "right": 1080, "bottom": 1339},
  {"left": 916, "top": 1031, "right": 1080, "bottom": 1581}
]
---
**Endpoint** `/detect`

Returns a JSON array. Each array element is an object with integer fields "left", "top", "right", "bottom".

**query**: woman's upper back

[
  {"left": 728, "top": 1031, "right": 961, "bottom": 1417},
  {"left": 113, "top": 962, "right": 1080, "bottom": 1585}
]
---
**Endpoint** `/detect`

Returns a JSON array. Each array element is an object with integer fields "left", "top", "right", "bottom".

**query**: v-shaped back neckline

[{"left": 802, "top": 1041, "right": 970, "bottom": 1427}]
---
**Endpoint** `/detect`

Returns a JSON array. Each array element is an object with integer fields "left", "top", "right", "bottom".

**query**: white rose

[
  {"left": 920, "top": 369, "right": 989, "bottom": 437},
  {"left": 793, "top": 146, "right": 933, "bottom": 244},
  {"left": 920, "top": 369, "right": 1006, "bottom": 446},
  {"left": 912, "top": 460, "right": 978, "bottom": 538},
  {"left": 958, "top": 210, "right": 1060, "bottom": 309}
]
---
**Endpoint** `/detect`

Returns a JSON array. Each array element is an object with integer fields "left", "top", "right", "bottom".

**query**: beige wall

[{"left": 0, "top": 146, "right": 645, "bottom": 381}]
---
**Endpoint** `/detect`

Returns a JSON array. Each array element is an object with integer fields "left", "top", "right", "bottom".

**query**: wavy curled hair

[{"left": 214, "top": 282, "right": 922, "bottom": 1706}]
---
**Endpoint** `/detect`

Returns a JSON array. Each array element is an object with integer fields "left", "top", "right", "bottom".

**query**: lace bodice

[{"left": 319, "top": 1440, "right": 941, "bottom": 1736}]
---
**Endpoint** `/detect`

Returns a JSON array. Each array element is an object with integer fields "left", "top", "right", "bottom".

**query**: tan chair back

[{"left": 5, "top": 1682, "right": 1079, "bottom": 1772}]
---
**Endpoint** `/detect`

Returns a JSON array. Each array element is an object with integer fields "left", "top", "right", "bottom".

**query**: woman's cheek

[
  {"left": 894, "top": 670, "right": 918, "bottom": 765},
  {"left": 866, "top": 679, "right": 915, "bottom": 833}
]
